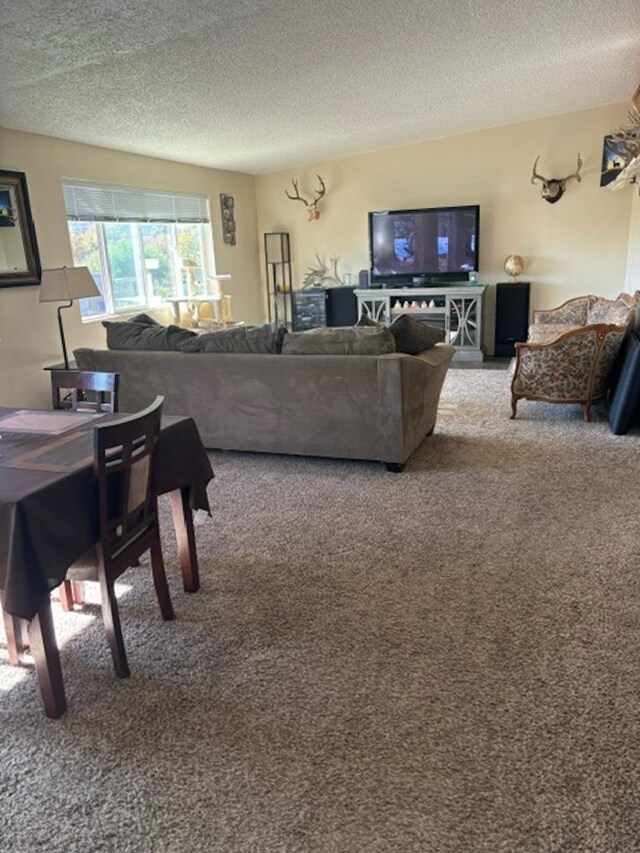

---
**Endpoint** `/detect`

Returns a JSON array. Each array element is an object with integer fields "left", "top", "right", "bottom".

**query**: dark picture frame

[
  {"left": 600, "top": 135, "right": 629, "bottom": 187},
  {"left": 0, "top": 169, "right": 42, "bottom": 287}
]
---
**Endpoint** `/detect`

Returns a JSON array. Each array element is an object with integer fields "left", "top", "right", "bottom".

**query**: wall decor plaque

[{"left": 220, "top": 194, "right": 236, "bottom": 245}]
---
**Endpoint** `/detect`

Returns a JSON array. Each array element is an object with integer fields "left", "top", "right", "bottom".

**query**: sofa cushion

[
  {"left": 605, "top": 300, "right": 634, "bottom": 327},
  {"left": 129, "top": 312, "right": 161, "bottom": 326},
  {"left": 282, "top": 325, "right": 395, "bottom": 355},
  {"left": 180, "top": 324, "right": 286, "bottom": 354},
  {"left": 587, "top": 297, "right": 633, "bottom": 327},
  {"left": 358, "top": 312, "right": 445, "bottom": 354},
  {"left": 619, "top": 291, "right": 640, "bottom": 332},
  {"left": 356, "top": 314, "right": 379, "bottom": 327},
  {"left": 103, "top": 320, "right": 196, "bottom": 351},
  {"left": 389, "top": 314, "right": 446, "bottom": 354}
]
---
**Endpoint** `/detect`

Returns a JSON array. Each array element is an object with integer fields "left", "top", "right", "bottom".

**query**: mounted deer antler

[
  {"left": 285, "top": 175, "right": 326, "bottom": 220},
  {"left": 531, "top": 154, "right": 583, "bottom": 204},
  {"left": 611, "top": 106, "right": 640, "bottom": 153},
  {"left": 605, "top": 107, "right": 640, "bottom": 193},
  {"left": 301, "top": 254, "right": 341, "bottom": 289}
]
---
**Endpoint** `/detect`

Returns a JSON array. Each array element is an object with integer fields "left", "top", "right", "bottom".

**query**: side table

[{"left": 43, "top": 361, "right": 78, "bottom": 371}]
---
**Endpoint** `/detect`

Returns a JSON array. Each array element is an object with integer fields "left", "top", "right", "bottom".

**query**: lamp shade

[
  {"left": 264, "top": 232, "right": 290, "bottom": 264},
  {"left": 39, "top": 266, "right": 100, "bottom": 302}
]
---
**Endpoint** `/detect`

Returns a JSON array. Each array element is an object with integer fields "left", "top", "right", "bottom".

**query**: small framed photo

[
  {"left": 0, "top": 189, "right": 15, "bottom": 227},
  {"left": 600, "top": 135, "right": 629, "bottom": 187}
]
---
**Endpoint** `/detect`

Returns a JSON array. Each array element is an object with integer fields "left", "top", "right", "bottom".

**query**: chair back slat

[
  {"left": 51, "top": 370, "right": 120, "bottom": 413},
  {"left": 93, "top": 397, "right": 164, "bottom": 564}
]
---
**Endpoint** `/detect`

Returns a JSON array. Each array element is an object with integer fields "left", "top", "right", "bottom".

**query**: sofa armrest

[
  {"left": 512, "top": 328, "right": 597, "bottom": 397},
  {"left": 403, "top": 345, "right": 455, "bottom": 437},
  {"left": 410, "top": 342, "right": 457, "bottom": 368},
  {"left": 74, "top": 348, "right": 97, "bottom": 371}
]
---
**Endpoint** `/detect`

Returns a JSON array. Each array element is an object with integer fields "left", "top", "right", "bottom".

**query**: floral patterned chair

[
  {"left": 510, "top": 294, "right": 636, "bottom": 421},
  {"left": 531, "top": 292, "right": 638, "bottom": 332}
]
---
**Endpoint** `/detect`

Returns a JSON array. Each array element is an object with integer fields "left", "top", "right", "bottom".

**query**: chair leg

[
  {"left": 1, "top": 594, "right": 23, "bottom": 666},
  {"left": 150, "top": 537, "right": 174, "bottom": 621},
  {"left": 28, "top": 601, "right": 67, "bottom": 718},
  {"left": 170, "top": 487, "right": 200, "bottom": 592},
  {"left": 583, "top": 402, "right": 592, "bottom": 422},
  {"left": 71, "top": 581, "right": 86, "bottom": 605},
  {"left": 98, "top": 571, "right": 130, "bottom": 679},
  {"left": 510, "top": 395, "right": 518, "bottom": 419},
  {"left": 59, "top": 581, "right": 75, "bottom": 612}
]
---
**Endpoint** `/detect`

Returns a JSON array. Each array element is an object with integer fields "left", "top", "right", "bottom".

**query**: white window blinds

[{"left": 62, "top": 180, "right": 209, "bottom": 223}]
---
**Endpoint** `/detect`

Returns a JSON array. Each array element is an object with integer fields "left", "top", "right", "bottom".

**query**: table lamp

[{"left": 39, "top": 266, "right": 100, "bottom": 368}]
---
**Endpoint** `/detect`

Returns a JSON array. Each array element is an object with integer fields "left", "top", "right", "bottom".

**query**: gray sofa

[{"left": 74, "top": 344, "right": 455, "bottom": 469}]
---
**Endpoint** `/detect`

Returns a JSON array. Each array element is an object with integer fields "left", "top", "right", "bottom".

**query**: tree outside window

[{"left": 67, "top": 220, "right": 213, "bottom": 319}]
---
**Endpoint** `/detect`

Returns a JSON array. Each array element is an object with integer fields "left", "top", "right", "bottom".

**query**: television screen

[{"left": 369, "top": 205, "right": 479, "bottom": 282}]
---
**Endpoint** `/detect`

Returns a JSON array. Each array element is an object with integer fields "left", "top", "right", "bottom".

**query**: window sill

[{"left": 81, "top": 307, "right": 167, "bottom": 325}]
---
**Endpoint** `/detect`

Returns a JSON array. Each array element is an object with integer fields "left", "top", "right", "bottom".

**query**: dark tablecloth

[{"left": 0, "top": 409, "right": 213, "bottom": 620}]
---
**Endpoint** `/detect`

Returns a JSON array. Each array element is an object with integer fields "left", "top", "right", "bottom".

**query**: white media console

[{"left": 355, "top": 285, "right": 487, "bottom": 362}]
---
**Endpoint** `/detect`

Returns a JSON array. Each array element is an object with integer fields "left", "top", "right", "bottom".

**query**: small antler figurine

[
  {"left": 285, "top": 175, "right": 326, "bottom": 220},
  {"left": 302, "top": 255, "right": 341, "bottom": 289},
  {"left": 531, "top": 154, "right": 583, "bottom": 204}
]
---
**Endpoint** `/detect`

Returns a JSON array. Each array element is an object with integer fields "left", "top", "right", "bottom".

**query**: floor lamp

[
  {"left": 39, "top": 266, "right": 101, "bottom": 368},
  {"left": 264, "top": 233, "right": 292, "bottom": 327}
]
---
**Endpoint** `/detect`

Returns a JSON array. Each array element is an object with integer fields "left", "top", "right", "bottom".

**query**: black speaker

[
  {"left": 358, "top": 269, "right": 370, "bottom": 289},
  {"left": 326, "top": 287, "right": 358, "bottom": 326},
  {"left": 495, "top": 282, "right": 530, "bottom": 357}
]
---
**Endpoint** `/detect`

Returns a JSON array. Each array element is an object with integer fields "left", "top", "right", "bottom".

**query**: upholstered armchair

[
  {"left": 510, "top": 293, "right": 635, "bottom": 420},
  {"left": 510, "top": 322, "right": 629, "bottom": 421},
  {"left": 532, "top": 293, "right": 637, "bottom": 330}
]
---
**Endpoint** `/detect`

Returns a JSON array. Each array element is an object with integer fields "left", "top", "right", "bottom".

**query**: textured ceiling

[{"left": 1, "top": 0, "right": 639, "bottom": 174}]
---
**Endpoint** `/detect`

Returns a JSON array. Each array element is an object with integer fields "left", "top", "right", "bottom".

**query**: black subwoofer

[
  {"left": 326, "top": 286, "right": 358, "bottom": 326},
  {"left": 495, "top": 282, "right": 530, "bottom": 357}
]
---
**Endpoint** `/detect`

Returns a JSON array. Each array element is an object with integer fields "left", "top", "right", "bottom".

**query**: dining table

[{"left": 0, "top": 406, "right": 214, "bottom": 718}]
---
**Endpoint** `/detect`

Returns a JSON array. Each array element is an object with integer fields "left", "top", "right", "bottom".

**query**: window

[{"left": 63, "top": 181, "right": 214, "bottom": 320}]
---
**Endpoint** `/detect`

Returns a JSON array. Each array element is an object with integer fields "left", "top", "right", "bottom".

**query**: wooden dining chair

[
  {"left": 65, "top": 396, "right": 174, "bottom": 678},
  {"left": 51, "top": 370, "right": 120, "bottom": 611},
  {"left": 51, "top": 369, "right": 120, "bottom": 413}
]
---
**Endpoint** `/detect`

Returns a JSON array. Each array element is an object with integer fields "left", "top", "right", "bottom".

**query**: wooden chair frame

[
  {"left": 51, "top": 369, "right": 120, "bottom": 611},
  {"left": 51, "top": 369, "right": 119, "bottom": 413},
  {"left": 68, "top": 396, "right": 173, "bottom": 678},
  {"left": 510, "top": 323, "right": 627, "bottom": 421}
]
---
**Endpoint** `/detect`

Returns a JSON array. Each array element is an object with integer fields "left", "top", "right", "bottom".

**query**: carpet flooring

[{"left": 2, "top": 370, "right": 640, "bottom": 852}]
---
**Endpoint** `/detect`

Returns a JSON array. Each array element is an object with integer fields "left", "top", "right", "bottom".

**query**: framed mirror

[{"left": 0, "top": 170, "right": 42, "bottom": 287}]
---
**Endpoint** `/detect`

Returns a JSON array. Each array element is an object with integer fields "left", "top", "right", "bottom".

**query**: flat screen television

[{"left": 369, "top": 204, "right": 479, "bottom": 285}]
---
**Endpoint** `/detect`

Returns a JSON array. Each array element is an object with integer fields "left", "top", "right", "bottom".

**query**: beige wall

[
  {"left": 626, "top": 190, "right": 640, "bottom": 293},
  {"left": 1, "top": 105, "right": 636, "bottom": 408},
  {"left": 0, "top": 128, "right": 261, "bottom": 407},
  {"left": 0, "top": 206, "right": 28, "bottom": 273},
  {"left": 256, "top": 103, "right": 634, "bottom": 351}
]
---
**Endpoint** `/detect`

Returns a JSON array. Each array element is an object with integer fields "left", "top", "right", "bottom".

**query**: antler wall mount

[
  {"left": 607, "top": 105, "right": 640, "bottom": 193},
  {"left": 531, "top": 154, "right": 583, "bottom": 204},
  {"left": 285, "top": 175, "right": 326, "bottom": 221}
]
